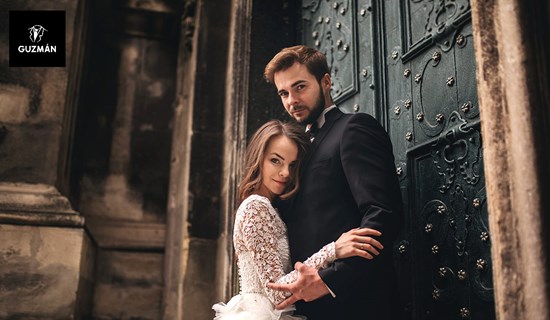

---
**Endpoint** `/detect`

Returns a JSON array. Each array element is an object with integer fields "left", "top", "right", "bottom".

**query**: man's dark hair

[{"left": 264, "top": 45, "right": 329, "bottom": 83}]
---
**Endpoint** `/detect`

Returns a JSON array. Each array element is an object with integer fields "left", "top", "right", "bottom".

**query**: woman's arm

[
  {"left": 275, "top": 227, "right": 384, "bottom": 285},
  {"left": 239, "top": 198, "right": 384, "bottom": 305},
  {"left": 238, "top": 199, "right": 293, "bottom": 304}
]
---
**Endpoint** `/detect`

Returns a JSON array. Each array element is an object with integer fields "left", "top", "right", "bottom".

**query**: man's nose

[{"left": 287, "top": 91, "right": 299, "bottom": 106}]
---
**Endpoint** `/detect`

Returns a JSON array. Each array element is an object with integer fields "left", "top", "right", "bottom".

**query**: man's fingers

[
  {"left": 267, "top": 282, "right": 293, "bottom": 291},
  {"left": 294, "top": 261, "right": 306, "bottom": 271},
  {"left": 277, "top": 296, "right": 299, "bottom": 309},
  {"left": 276, "top": 295, "right": 300, "bottom": 310}
]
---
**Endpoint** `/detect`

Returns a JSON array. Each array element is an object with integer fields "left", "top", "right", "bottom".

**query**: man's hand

[{"left": 267, "top": 262, "right": 330, "bottom": 309}]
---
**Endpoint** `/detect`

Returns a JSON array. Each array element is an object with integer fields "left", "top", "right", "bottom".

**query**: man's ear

[{"left": 322, "top": 73, "right": 331, "bottom": 90}]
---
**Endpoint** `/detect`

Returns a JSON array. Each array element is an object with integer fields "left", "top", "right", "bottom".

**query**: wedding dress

[{"left": 212, "top": 194, "right": 336, "bottom": 320}]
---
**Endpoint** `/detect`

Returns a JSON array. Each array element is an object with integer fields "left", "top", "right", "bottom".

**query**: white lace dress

[{"left": 212, "top": 194, "right": 336, "bottom": 320}]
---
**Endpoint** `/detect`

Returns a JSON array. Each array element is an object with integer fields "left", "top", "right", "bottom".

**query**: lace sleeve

[
  {"left": 274, "top": 242, "right": 336, "bottom": 285},
  {"left": 238, "top": 199, "right": 291, "bottom": 304},
  {"left": 239, "top": 198, "right": 337, "bottom": 305}
]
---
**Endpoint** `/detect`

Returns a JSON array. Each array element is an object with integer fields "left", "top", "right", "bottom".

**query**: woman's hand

[{"left": 335, "top": 227, "right": 384, "bottom": 259}]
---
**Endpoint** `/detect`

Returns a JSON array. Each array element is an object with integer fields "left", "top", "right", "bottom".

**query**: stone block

[
  {"left": 92, "top": 250, "right": 164, "bottom": 319},
  {"left": 0, "top": 224, "right": 91, "bottom": 319}
]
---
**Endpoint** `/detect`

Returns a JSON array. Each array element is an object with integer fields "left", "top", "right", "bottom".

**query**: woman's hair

[
  {"left": 238, "top": 120, "right": 310, "bottom": 202},
  {"left": 264, "top": 45, "right": 330, "bottom": 84}
]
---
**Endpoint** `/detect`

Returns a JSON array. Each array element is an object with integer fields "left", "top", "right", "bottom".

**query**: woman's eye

[{"left": 271, "top": 158, "right": 280, "bottom": 164}]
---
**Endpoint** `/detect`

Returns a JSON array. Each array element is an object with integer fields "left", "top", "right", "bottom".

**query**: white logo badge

[{"left": 28, "top": 25, "right": 47, "bottom": 43}]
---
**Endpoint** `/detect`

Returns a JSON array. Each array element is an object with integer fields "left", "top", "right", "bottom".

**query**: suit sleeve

[{"left": 318, "top": 113, "right": 402, "bottom": 298}]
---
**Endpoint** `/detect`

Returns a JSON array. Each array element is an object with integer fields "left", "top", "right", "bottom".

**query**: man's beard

[{"left": 298, "top": 86, "right": 326, "bottom": 125}]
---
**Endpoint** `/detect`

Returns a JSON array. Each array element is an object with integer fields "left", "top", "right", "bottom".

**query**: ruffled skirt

[{"left": 212, "top": 293, "right": 306, "bottom": 320}]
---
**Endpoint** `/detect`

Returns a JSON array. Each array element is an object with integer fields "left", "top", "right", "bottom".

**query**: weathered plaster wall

[
  {"left": 0, "top": 225, "right": 93, "bottom": 319},
  {"left": 74, "top": 0, "right": 178, "bottom": 224}
]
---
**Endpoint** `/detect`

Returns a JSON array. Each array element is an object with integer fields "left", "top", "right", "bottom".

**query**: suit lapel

[
  {"left": 288, "top": 108, "right": 344, "bottom": 217},
  {"left": 307, "top": 108, "right": 343, "bottom": 161}
]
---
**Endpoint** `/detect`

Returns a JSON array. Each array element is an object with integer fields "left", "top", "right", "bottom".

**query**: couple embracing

[{"left": 213, "top": 45, "right": 403, "bottom": 320}]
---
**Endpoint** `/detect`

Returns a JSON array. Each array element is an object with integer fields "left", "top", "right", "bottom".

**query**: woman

[{"left": 212, "top": 120, "right": 383, "bottom": 319}]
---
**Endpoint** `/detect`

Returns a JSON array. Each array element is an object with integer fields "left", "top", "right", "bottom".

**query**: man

[{"left": 264, "top": 45, "right": 403, "bottom": 319}]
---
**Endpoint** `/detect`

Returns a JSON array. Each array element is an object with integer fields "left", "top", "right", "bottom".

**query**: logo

[
  {"left": 9, "top": 11, "right": 66, "bottom": 67},
  {"left": 29, "top": 25, "right": 47, "bottom": 43}
]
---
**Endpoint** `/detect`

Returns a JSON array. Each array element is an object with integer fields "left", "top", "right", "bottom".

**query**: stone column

[
  {"left": 163, "top": 0, "right": 233, "bottom": 319},
  {"left": 471, "top": 0, "right": 550, "bottom": 319}
]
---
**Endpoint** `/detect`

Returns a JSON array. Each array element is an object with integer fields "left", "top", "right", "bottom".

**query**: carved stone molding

[
  {"left": 86, "top": 217, "right": 165, "bottom": 250},
  {"left": 0, "top": 182, "right": 83, "bottom": 227}
]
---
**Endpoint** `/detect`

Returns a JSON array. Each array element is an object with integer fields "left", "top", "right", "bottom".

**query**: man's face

[{"left": 273, "top": 63, "right": 330, "bottom": 125}]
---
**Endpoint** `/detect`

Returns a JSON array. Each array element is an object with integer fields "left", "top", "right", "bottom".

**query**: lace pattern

[{"left": 234, "top": 195, "right": 336, "bottom": 305}]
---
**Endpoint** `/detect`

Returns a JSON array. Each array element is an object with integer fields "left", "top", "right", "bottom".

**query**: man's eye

[
  {"left": 279, "top": 92, "right": 288, "bottom": 97},
  {"left": 296, "top": 85, "right": 305, "bottom": 90}
]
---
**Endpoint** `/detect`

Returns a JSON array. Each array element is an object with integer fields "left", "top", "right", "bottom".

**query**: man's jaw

[{"left": 289, "top": 106, "right": 308, "bottom": 122}]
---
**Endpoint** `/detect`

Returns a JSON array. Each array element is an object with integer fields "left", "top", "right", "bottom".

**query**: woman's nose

[{"left": 279, "top": 166, "right": 289, "bottom": 178}]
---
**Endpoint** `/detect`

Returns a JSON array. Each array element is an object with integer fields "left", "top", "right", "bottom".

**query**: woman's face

[{"left": 256, "top": 135, "right": 298, "bottom": 201}]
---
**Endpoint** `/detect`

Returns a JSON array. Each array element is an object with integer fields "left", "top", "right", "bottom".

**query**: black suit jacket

[{"left": 281, "top": 108, "right": 403, "bottom": 319}]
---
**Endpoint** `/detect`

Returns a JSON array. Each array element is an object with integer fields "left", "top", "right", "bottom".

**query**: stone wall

[{"left": 0, "top": 0, "right": 91, "bottom": 318}]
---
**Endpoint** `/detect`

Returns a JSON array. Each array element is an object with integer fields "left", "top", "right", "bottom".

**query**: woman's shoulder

[
  {"left": 236, "top": 194, "right": 273, "bottom": 217},
  {"left": 240, "top": 194, "right": 271, "bottom": 206}
]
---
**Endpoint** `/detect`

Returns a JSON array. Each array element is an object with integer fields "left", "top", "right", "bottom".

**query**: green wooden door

[{"left": 301, "top": 1, "right": 495, "bottom": 319}]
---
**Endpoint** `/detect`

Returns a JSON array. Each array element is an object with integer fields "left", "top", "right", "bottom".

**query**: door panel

[
  {"left": 301, "top": 1, "right": 494, "bottom": 319},
  {"left": 302, "top": 0, "right": 379, "bottom": 117}
]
